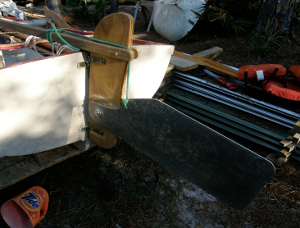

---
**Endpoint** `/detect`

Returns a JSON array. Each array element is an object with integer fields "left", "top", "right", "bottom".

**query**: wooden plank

[
  {"left": 280, "top": 139, "right": 293, "bottom": 147},
  {"left": 88, "top": 13, "right": 134, "bottom": 148},
  {"left": 277, "top": 149, "right": 292, "bottom": 158},
  {"left": 173, "top": 50, "right": 238, "bottom": 78},
  {"left": 89, "top": 12, "right": 134, "bottom": 107},
  {"left": 133, "top": 34, "right": 147, "bottom": 39},
  {"left": 286, "top": 143, "right": 296, "bottom": 152},
  {"left": 0, "top": 17, "right": 138, "bottom": 61},
  {"left": 170, "top": 56, "right": 198, "bottom": 71},
  {"left": 44, "top": 6, "right": 72, "bottom": 29},
  {"left": 166, "top": 64, "right": 174, "bottom": 74},
  {"left": 193, "top": 47, "right": 223, "bottom": 59},
  {"left": 293, "top": 133, "right": 300, "bottom": 144},
  {"left": 294, "top": 119, "right": 300, "bottom": 132},
  {"left": 0, "top": 145, "right": 84, "bottom": 190}
]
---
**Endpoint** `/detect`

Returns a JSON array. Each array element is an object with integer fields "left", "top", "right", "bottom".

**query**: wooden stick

[
  {"left": 173, "top": 50, "right": 238, "bottom": 78},
  {"left": 1, "top": 27, "right": 75, "bottom": 54},
  {"left": 0, "top": 17, "right": 138, "bottom": 61},
  {"left": 0, "top": 39, "right": 49, "bottom": 48},
  {"left": 192, "top": 47, "right": 223, "bottom": 59},
  {"left": 44, "top": 6, "right": 72, "bottom": 29},
  {"left": 0, "top": 33, "right": 52, "bottom": 54}
]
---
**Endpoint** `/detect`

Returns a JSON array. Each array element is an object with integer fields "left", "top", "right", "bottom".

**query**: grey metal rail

[
  {"left": 173, "top": 71, "right": 300, "bottom": 122},
  {"left": 173, "top": 81, "right": 295, "bottom": 129},
  {"left": 165, "top": 90, "right": 300, "bottom": 158},
  {"left": 167, "top": 91, "right": 288, "bottom": 141}
]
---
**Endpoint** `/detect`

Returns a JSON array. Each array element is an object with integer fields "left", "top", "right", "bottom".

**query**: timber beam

[{"left": 0, "top": 18, "right": 139, "bottom": 61}]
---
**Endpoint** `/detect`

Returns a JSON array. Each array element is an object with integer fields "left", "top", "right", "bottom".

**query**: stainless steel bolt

[{"left": 95, "top": 109, "right": 103, "bottom": 117}]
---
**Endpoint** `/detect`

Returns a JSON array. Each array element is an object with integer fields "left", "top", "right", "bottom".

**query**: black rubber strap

[{"left": 262, "top": 68, "right": 279, "bottom": 86}]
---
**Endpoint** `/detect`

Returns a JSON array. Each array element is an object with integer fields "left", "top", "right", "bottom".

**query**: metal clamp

[{"left": 88, "top": 56, "right": 106, "bottom": 64}]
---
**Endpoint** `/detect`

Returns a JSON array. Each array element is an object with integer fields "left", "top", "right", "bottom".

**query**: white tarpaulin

[
  {"left": 153, "top": 0, "right": 205, "bottom": 41},
  {"left": 0, "top": 0, "right": 25, "bottom": 19}
]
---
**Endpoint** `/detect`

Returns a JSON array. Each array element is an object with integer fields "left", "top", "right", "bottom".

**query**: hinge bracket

[
  {"left": 87, "top": 124, "right": 104, "bottom": 135},
  {"left": 88, "top": 56, "right": 106, "bottom": 64}
]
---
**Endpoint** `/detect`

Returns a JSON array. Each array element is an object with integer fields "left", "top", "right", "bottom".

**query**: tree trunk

[
  {"left": 45, "top": 0, "right": 63, "bottom": 18},
  {"left": 110, "top": 0, "right": 119, "bottom": 14},
  {"left": 253, "top": 0, "right": 299, "bottom": 38}
]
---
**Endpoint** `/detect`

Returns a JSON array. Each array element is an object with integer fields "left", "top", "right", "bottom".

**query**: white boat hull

[
  {"left": 0, "top": 41, "right": 174, "bottom": 157},
  {"left": 0, "top": 52, "right": 89, "bottom": 157}
]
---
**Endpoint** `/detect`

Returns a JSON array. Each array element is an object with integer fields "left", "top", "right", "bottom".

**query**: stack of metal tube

[{"left": 165, "top": 71, "right": 300, "bottom": 161}]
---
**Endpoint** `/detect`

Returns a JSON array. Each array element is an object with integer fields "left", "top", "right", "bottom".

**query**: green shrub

[
  {"left": 199, "top": 0, "right": 259, "bottom": 35},
  {"left": 67, "top": 0, "right": 81, "bottom": 7},
  {"left": 94, "top": 0, "right": 109, "bottom": 22},
  {"left": 247, "top": 19, "right": 282, "bottom": 57},
  {"left": 71, "top": 0, "right": 109, "bottom": 24},
  {"left": 246, "top": 40, "right": 271, "bottom": 58}
]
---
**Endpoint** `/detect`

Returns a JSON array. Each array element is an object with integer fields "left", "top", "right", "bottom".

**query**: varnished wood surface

[
  {"left": 44, "top": 6, "right": 72, "bottom": 29},
  {"left": 88, "top": 13, "right": 134, "bottom": 148},
  {"left": 89, "top": 12, "right": 134, "bottom": 108},
  {"left": 0, "top": 18, "right": 137, "bottom": 61}
]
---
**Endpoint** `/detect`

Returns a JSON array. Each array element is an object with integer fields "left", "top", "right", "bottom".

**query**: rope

[
  {"left": 9, "top": 36, "right": 17, "bottom": 44},
  {"left": 46, "top": 24, "right": 132, "bottom": 109},
  {"left": 57, "top": 44, "right": 74, "bottom": 55},
  {"left": 24, "top": 35, "right": 40, "bottom": 52},
  {"left": 122, "top": 62, "right": 130, "bottom": 109},
  {"left": 50, "top": 42, "right": 75, "bottom": 55},
  {"left": 46, "top": 24, "right": 80, "bottom": 52}
]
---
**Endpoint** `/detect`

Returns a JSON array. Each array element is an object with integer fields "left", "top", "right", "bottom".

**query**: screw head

[{"left": 95, "top": 109, "right": 103, "bottom": 117}]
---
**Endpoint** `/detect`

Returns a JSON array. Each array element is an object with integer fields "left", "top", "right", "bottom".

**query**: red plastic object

[{"left": 217, "top": 77, "right": 238, "bottom": 90}]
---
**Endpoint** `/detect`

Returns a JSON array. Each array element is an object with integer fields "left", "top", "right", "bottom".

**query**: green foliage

[
  {"left": 199, "top": 0, "right": 258, "bottom": 35},
  {"left": 246, "top": 40, "right": 271, "bottom": 58},
  {"left": 263, "top": 19, "right": 282, "bottom": 47},
  {"left": 176, "top": 32, "right": 199, "bottom": 45},
  {"left": 94, "top": 0, "right": 108, "bottom": 22},
  {"left": 67, "top": 0, "right": 81, "bottom": 7},
  {"left": 230, "top": 17, "right": 254, "bottom": 35},
  {"left": 176, "top": 0, "right": 260, "bottom": 44},
  {"left": 71, "top": 0, "right": 109, "bottom": 24},
  {"left": 246, "top": 19, "right": 282, "bottom": 57}
]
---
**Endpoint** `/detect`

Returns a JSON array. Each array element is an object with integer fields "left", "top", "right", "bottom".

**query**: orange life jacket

[
  {"left": 289, "top": 65, "right": 300, "bottom": 82},
  {"left": 263, "top": 78, "right": 300, "bottom": 101},
  {"left": 238, "top": 64, "right": 286, "bottom": 81},
  {"left": 262, "top": 65, "right": 300, "bottom": 101}
]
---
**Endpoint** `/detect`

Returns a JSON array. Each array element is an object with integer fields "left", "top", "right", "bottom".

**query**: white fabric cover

[
  {"left": 0, "top": 0, "right": 25, "bottom": 19},
  {"left": 153, "top": 0, "right": 205, "bottom": 41}
]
